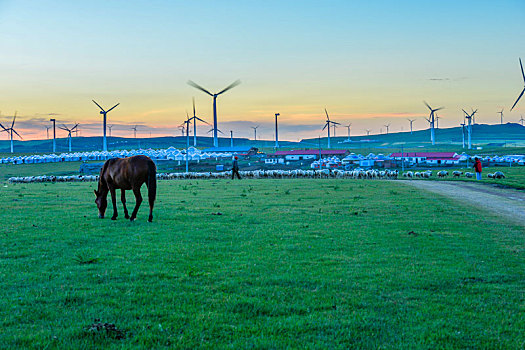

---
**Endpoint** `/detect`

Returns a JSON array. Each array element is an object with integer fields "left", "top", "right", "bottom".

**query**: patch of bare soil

[{"left": 397, "top": 180, "right": 525, "bottom": 226}]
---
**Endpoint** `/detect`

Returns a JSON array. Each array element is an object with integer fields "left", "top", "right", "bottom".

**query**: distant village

[{"left": 1, "top": 146, "right": 524, "bottom": 169}]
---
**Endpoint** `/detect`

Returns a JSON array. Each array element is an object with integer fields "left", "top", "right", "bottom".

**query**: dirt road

[{"left": 397, "top": 180, "right": 525, "bottom": 226}]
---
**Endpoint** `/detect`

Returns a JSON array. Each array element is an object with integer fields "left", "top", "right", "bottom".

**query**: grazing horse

[{"left": 94, "top": 155, "right": 157, "bottom": 222}]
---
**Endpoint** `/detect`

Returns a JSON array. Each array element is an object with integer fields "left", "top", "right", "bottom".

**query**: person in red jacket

[{"left": 473, "top": 157, "right": 482, "bottom": 180}]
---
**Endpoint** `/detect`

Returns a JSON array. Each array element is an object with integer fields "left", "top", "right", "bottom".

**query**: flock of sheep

[
  {"left": 402, "top": 170, "right": 506, "bottom": 179},
  {"left": 6, "top": 168, "right": 508, "bottom": 184}
]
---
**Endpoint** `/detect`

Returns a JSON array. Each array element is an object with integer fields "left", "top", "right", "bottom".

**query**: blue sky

[{"left": 0, "top": 0, "right": 524, "bottom": 140}]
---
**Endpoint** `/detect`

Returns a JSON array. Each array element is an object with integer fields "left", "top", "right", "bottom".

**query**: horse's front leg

[
  {"left": 129, "top": 186, "right": 143, "bottom": 222},
  {"left": 121, "top": 189, "right": 130, "bottom": 219},
  {"left": 109, "top": 187, "right": 118, "bottom": 220}
]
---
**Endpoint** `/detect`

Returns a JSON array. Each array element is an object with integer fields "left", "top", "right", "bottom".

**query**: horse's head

[{"left": 94, "top": 189, "right": 107, "bottom": 218}]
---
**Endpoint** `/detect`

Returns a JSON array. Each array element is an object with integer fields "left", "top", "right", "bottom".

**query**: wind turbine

[
  {"left": 251, "top": 125, "right": 260, "bottom": 141},
  {"left": 58, "top": 123, "right": 78, "bottom": 152},
  {"left": 45, "top": 125, "right": 51, "bottom": 139},
  {"left": 519, "top": 115, "right": 525, "bottom": 126},
  {"left": 131, "top": 125, "right": 138, "bottom": 138},
  {"left": 322, "top": 109, "right": 340, "bottom": 148},
  {"left": 435, "top": 113, "right": 442, "bottom": 129},
  {"left": 48, "top": 113, "right": 59, "bottom": 152},
  {"left": 182, "top": 114, "right": 191, "bottom": 173},
  {"left": 0, "top": 112, "right": 23, "bottom": 153},
  {"left": 510, "top": 58, "right": 525, "bottom": 111},
  {"left": 365, "top": 129, "right": 371, "bottom": 136},
  {"left": 92, "top": 100, "right": 120, "bottom": 152},
  {"left": 108, "top": 125, "right": 114, "bottom": 137},
  {"left": 345, "top": 123, "right": 352, "bottom": 141},
  {"left": 187, "top": 80, "right": 240, "bottom": 148},
  {"left": 460, "top": 121, "right": 466, "bottom": 149},
  {"left": 407, "top": 119, "right": 415, "bottom": 134},
  {"left": 424, "top": 101, "right": 444, "bottom": 145},
  {"left": 498, "top": 109, "right": 504, "bottom": 124},
  {"left": 274, "top": 113, "right": 280, "bottom": 148},
  {"left": 178, "top": 125, "right": 185, "bottom": 136},
  {"left": 384, "top": 123, "right": 391, "bottom": 134},
  {"left": 188, "top": 97, "right": 210, "bottom": 147},
  {"left": 332, "top": 123, "right": 338, "bottom": 138},
  {"left": 462, "top": 108, "right": 477, "bottom": 149}
]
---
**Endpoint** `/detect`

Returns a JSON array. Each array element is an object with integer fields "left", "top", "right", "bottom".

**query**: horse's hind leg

[
  {"left": 109, "top": 187, "right": 118, "bottom": 220},
  {"left": 129, "top": 186, "right": 143, "bottom": 222},
  {"left": 121, "top": 189, "right": 130, "bottom": 219}
]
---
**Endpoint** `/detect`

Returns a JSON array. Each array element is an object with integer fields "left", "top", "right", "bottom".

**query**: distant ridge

[{"left": 1, "top": 123, "right": 523, "bottom": 154}]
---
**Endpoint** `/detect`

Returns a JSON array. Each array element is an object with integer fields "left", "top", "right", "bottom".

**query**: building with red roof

[{"left": 266, "top": 149, "right": 350, "bottom": 162}]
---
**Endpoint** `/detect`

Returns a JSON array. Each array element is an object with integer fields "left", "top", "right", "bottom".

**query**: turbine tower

[
  {"left": 510, "top": 58, "right": 525, "bottom": 111},
  {"left": 322, "top": 109, "right": 340, "bottom": 148},
  {"left": 251, "top": 125, "right": 260, "bottom": 141},
  {"left": 0, "top": 112, "right": 23, "bottom": 153},
  {"left": 498, "top": 109, "right": 504, "bottom": 124},
  {"left": 274, "top": 113, "right": 280, "bottom": 148},
  {"left": 424, "top": 101, "right": 444, "bottom": 145},
  {"left": 188, "top": 97, "right": 210, "bottom": 147},
  {"left": 187, "top": 80, "right": 240, "bottom": 147},
  {"left": 92, "top": 100, "right": 120, "bottom": 152},
  {"left": 58, "top": 123, "right": 78, "bottom": 152},
  {"left": 345, "top": 123, "right": 352, "bottom": 141},
  {"left": 230, "top": 130, "right": 234, "bottom": 147},
  {"left": 407, "top": 119, "right": 415, "bottom": 134}
]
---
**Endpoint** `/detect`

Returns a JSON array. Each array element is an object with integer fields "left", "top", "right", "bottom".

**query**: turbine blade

[
  {"left": 462, "top": 109, "right": 469, "bottom": 116},
  {"left": 0, "top": 123, "right": 8, "bottom": 131},
  {"left": 217, "top": 129, "right": 225, "bottom": 135},
  {"left": 92, "top": 100, "right": 105, "bottom": 112},
  {"left": 435, "top": 107, "right": 444, "bottom": 111},
  {"left": 324, "top": 108, "right": 330, "bottom": 120},
  {"left": 423, "top": 101, "right": 432, "bottom": 111},
  {"left": 520, "top": 58, "right": 525, "bottom": 83},
  {"left": 322, "top": 123, "right": 328, "bottom": 131},
  {"left": 332, "top": 121, "right": 341, "bottom": 125},
  {"left": 196, "top": 117, "right": 210, "bottom": 125},
  {"left": 106, "top": 103, "right": 120, "bottom": 113},
  {"left": 217, "top": 80, "right": 241, "bottom": 95},
  {"left": 187, "top": 80, "right": 213, "bottom": 96},
  {"left": 11, "top": 112, "right": 17, "bottom": 128},
  {"left": 510, "top": 88, "right": 525, "bottom": 111},
  {"left": 12, "top": 129, "right": 22, "bottom": 139}
]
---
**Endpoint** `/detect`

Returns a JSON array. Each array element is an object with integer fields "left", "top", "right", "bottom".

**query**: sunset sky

[{"left": 0, "top": 1, "right": 524, "bottom": 141}]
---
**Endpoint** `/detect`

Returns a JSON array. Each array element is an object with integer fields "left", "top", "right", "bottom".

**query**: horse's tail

[{"left": 147, "top": 159, "right": 157, "bottom": 206}]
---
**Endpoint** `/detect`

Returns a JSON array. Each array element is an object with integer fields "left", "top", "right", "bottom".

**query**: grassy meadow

[
  {"left": 0, "top": 178, "right": 523, "bottom": 349},
  {"left": 425, "top": 166, "right": 525, "bottom": 190}
]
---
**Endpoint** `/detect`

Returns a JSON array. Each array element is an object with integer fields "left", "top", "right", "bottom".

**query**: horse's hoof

[
  {"left": 148, "top": 218, "right": 153, "bottom": 223},
  {"left": 125, "top": 215, "right": 130, "bottom": 219},
  {"left": 111, "top": 216, "right": 117, "bottom": 220},
  {"left": 130, "top": 217, "right": 135, "bottom": 222}
]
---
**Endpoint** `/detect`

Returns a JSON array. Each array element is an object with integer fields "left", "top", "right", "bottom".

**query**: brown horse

[{"left": 94, "top": 155, "right": 157, "bottom": 222}]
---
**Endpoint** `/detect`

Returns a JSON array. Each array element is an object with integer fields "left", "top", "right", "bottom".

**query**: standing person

[
  {"left": 232, "top": 156, "right": 241, "bottom": 180},
  {"left": 473, "top": 157, "right": 482, "bottom": 180}
]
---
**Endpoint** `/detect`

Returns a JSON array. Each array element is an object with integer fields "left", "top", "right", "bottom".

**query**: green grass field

[
  {"left": 1, "top": 179, "right": 523, "bottom": 348},
  {"left": 425, "top": 166, "right": 525, "bottom": 190}
]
